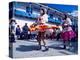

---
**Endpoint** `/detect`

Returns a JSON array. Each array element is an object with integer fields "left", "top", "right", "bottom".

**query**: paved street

[{"left": 10, "top": 39, "right": 78, "bottom": 58}]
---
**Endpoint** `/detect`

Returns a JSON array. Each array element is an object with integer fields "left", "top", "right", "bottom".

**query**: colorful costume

[{"left": 61, "top": 18, "right": 76, "bottom": 41}]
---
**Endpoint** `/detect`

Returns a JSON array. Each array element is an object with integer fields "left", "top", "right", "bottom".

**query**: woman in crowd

[
  {"left": 16, "top": 25, "right": 21, "bottom": 39},
  {"left": 9, "top": 19, "right": 17, "bottom": 43},
  {"left": 56, "top": 28, "right": 62, "bottom": 41},
  {"left": 61, "top": 14, "right": 76, "bottom": 49}
]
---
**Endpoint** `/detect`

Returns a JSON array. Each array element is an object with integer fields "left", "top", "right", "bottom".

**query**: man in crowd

[{"left": 22, "top": 23, "right": 29, "bottom": 40}]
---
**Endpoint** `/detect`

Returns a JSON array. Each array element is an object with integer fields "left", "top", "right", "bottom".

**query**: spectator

[
  {"left": 9, "top": 19, "right": 16, "bottom": 43},
  {"left": 56, "top": 28, "right": 61, "bottom": 41},
  {"left": 22, "top": 23, "right": 29, "bottom": 40},
  {"left": 16, "top": 25, "right": 21, "bottom": 39},
  {"left": 10, "top": 19, "right": 17, "bottom": 31}
]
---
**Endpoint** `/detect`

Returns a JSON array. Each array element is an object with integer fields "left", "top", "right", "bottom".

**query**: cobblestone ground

[{"left": 10, "top": 39, "right": 78, "bottom": 58}]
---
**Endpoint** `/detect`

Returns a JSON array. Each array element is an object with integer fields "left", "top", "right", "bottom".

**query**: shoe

[
  {"left": 42, "top": 46, "right": 49, "bottom": 52},
  {"left": 36, "top": 46, "right": 41, "bottom": 50}
]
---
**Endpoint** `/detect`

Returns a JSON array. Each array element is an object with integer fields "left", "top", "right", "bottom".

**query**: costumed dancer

[
  {"left": 61, "top": 15, "right": 76, "bottom": 49},
  {"left": 36, "top": 8, "right": 49, "bottom": 51}
]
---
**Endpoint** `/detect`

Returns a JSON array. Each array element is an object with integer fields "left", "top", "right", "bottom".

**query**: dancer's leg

[
  {"left": 37, "top": 38, "right": 41, "bottom": 50},
  {"left": 37, "top": 32, "right": 41, "bottom": 50},
  {"left": 63, "top": 40, "right": 66, "bottom": 49},
  {"left": 42, "top": 39, "right": 46, "bottom": 46},
  {"left": 42, "top": 32, "right": 48, "bottom": 51}
]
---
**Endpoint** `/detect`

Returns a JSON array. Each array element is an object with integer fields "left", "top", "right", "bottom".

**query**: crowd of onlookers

[{"left": 9, "top": 19, "right": 29, "bottom": 42}]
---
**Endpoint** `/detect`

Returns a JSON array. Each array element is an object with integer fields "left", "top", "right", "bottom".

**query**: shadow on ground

[{"left": 16, "top": 45, "right": 40, "bottom": 52}]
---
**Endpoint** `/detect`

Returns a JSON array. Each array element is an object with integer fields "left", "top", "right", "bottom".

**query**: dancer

[
  {"left": 36, "top": 8, "right": 48, "bottom": 51},
  {"left": 61, "top": 14, "right": 76, "bottom": 49}
]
